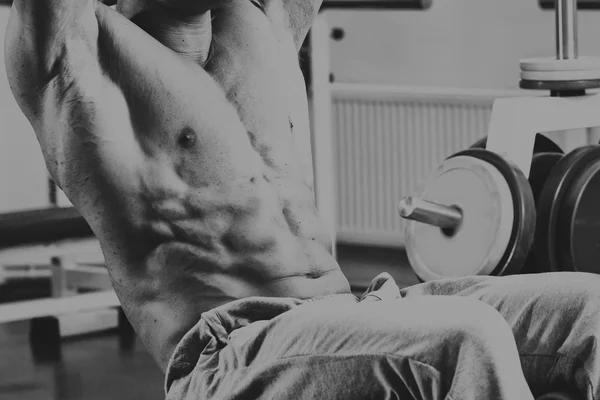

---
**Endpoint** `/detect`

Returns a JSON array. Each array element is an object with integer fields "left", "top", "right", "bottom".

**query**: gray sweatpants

[{"left": 165, "top": 272, "right": 600, "bottom": 399}]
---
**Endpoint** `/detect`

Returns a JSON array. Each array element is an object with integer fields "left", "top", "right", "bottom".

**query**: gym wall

[
  {"left": 0, "top": 7, "right": 49, "bottom": 214},
  {"left": 326, "top": 0, "right": 600, "bottom": 89}
]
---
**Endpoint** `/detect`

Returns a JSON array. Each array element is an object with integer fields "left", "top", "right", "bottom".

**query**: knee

[
  {"left": 558, "top": 272, "right": 600, "bottom": 303},
  {"left": 529, "top": 273, "right": 600, "bottom": 323},
  {"left": 397, "top": 296, "right": 515, "bottom": 350},
  {"left": 551, "top": 273, "right": 600, "bottom": 338},
  {"left": 395, "top": 297, "right": 519, "bottom": 369},
  {"left": 442, "top": 299, "right": 516, "bottom": 353}
]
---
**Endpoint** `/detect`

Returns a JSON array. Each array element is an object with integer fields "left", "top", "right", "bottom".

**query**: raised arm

[{"left": 5, "top": 0, "right": 106, "bottom": 187}]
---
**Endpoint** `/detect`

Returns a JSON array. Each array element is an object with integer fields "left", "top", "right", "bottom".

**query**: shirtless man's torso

[{"left": 5, "top": 0, "right": 350, "bottom": 371}]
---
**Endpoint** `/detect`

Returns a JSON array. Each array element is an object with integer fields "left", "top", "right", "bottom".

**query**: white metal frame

[
  {"left": 310, "top": 12, "right": 337, "bottom": 259},
  {"left": 308, "top": 12, "right": 600, "bottom": 253},
  {"left": 486, "top": 92, "right": 600, "bottom": 178}
]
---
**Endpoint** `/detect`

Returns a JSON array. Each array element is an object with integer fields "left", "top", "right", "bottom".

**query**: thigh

[
  {"left": 197, "top": 295, "right": 519, "bottom": 400},
  {"left": 402, "top": 272, "right": 600, "bottom": 395},
  {"left": 401, "top": 272, "right": 600, "bottom": 351}
]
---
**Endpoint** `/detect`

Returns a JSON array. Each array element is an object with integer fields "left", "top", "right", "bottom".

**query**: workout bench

[{"left": 0, "top": 207, "right": 133, "bottom": 359}]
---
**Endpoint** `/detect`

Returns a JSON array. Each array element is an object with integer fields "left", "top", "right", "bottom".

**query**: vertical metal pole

[
  {"left": 310, "top": 12, "right": 337, "bottom": 259},
  {"left": 556, "top": 0, "right": 578, "bottom": 59}
]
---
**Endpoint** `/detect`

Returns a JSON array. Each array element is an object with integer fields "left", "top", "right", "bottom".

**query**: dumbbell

[
  {"left": 398, "top": 148, "right": 536, "bottom": 282},
  {"left": 533, "top": 144, "right": 600, "bottom": 274},
  {"left": 398, "top": 0, "right": 600, "bottom": 281},
  {"left": 517, "top": 0, "right": 600, "bottom": 274},
  {"left": 489, "top": 137, "right": 600, "bottom": 275},
  {"left": 472, "top": 134, "right": 564, "bottom": 274},
  {"left": 398, "top": 134, "right": 559, "bottom": 282},
  {"left": 401, "top": 138, "right": 600, "bottom": 281}
]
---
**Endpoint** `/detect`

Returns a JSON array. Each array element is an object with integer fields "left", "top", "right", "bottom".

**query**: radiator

[{"left": 330, "top": 84, "right": 564, "bottom": 248}]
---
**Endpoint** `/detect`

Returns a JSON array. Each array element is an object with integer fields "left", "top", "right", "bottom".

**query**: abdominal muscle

[
  {"left": 140, "top": 172, "right": 348, "bottom": 297},
  {"left": 63, "top": 1, "right": 351, "bottom": 367},
  {"left": 110, "top": 152, "right": 351, "bottom": 369}
]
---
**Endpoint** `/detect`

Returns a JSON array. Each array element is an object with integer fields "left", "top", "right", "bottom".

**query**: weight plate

[
  {"left": 470, "top": 133, "right": 563, "bottom": 154},
  {"left": 557, "top": 155, "right": 600, "bottom": 273},
  {"left": 521, "top": 69, "right": 600, "bottom": 82},
  {"left": 534, "top": 145, "right": 600, "bottom": 272},
  {"left": 522, "top": 152, "right": 563, "bottom": 274},
  {"left": 529, "top": 152, "right": 564, "bottom": 205},
  {"left": 451, "top": 149, "right": 536, "bottom": 276},
  {"left": 521, "top": 56, "right": 600, "bottom": 72},
  {"left": 519, "top": 79, "right": 600, "bottom": 91},
  {"left": 405, "top": 153, "right": 515, "bottom": 281}
]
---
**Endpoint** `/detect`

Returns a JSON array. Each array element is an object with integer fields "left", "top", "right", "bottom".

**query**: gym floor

[{"left": 0, "top": 244, "right": 417, "bottom": 400}]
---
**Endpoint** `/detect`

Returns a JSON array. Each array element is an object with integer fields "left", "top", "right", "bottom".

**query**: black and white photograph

[{"left": 0, "top": 0, "right": 599, "bottom": 399}]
